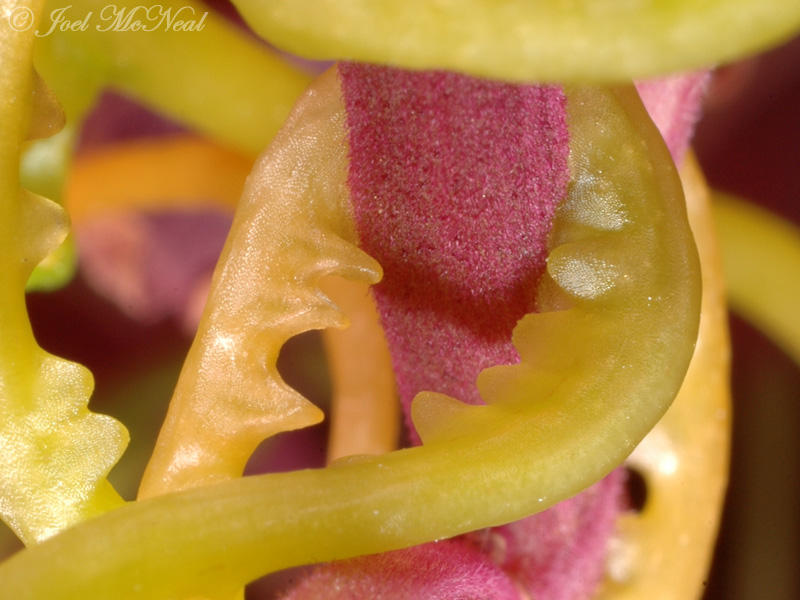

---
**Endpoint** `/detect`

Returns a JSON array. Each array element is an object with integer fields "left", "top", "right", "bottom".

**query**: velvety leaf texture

[{"left": 340, "top": 63, "right": 569, "bottom": 440}]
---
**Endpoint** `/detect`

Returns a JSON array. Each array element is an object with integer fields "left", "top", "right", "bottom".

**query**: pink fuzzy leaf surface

[
  {"left": 280, "top": 541, "right": 520, "bottom": 600},
  {"left": 636, "top": 71, "right": 710, "bottom": 164},
  {"left": 340, "top": 63, "right": 569, "bottom": 440}
]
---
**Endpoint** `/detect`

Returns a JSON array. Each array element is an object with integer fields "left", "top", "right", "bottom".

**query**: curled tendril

[{"left": 0, "top": 68, "right": 699, "bottom": 598}]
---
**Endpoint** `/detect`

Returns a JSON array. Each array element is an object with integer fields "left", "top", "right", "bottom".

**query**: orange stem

[{"left": 321, "top": 276, "right": 399, "bottom": 462}]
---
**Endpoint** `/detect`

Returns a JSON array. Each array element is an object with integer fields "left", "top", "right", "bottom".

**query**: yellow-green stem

[{"left": 713, "top": 193, "right": 800, "bottom": 366}]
